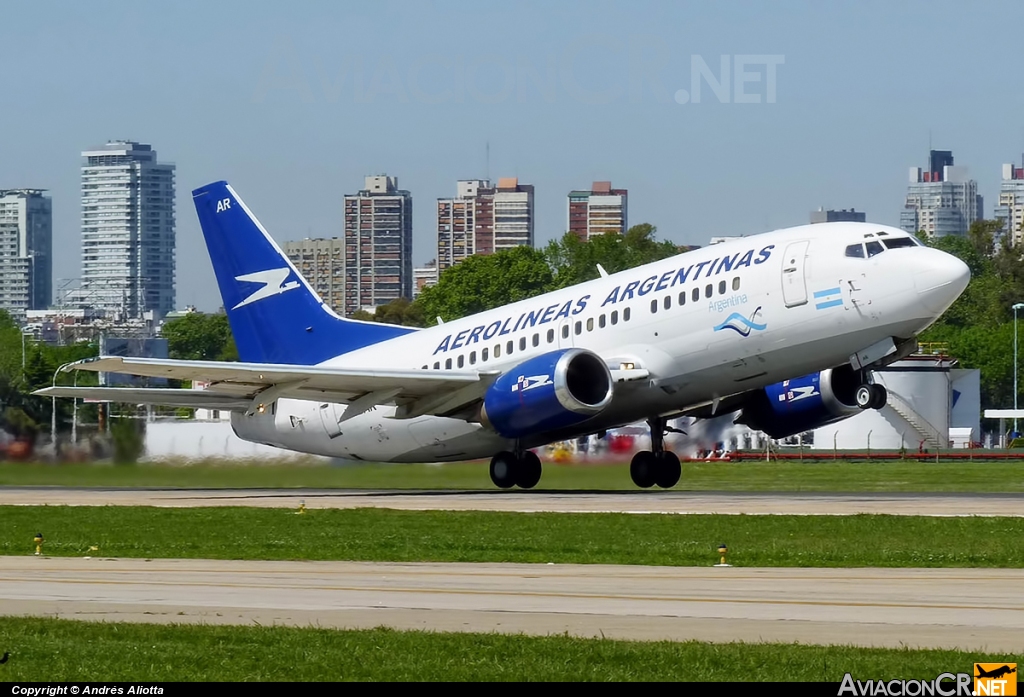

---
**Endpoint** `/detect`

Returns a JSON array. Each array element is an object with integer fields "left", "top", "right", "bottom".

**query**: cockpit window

[
  {"left": 866, "top": 240, "right": 884, "bottom": 257},
  {"left": 845, "top": 244, "right": 865, "bottom": 258},
  {"left": 882, "top": 237, "right": 916, "bottom": 250}
]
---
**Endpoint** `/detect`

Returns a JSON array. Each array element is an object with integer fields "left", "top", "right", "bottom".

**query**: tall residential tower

[
  {"left": 77, "top": 140, "right": 175, "bottom": 319},
  {"left": 0, "top": 189, "right": 52, "bottom": 320},
  {"left": 994, "top": 159, "right": 1024, "bottom": 247},
  {"left": 568, "top": 181, "right": 627, "bottom": 239},
  {"left": 343, "top": 175, "right": 412, "bottom": 315},
  {"left": 900, "top": 150, "right": 981, "bottom": 238}
]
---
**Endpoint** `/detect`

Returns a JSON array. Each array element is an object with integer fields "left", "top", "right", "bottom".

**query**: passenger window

[
  {"left": 507, "top": 340, "right": 513, "bottom": 354},
  {"left": 433, "top": 362, "right": 440, "bottom": 369},
  {"left": 718, "top": 280, "right": 726, "bottom": 295},
  {"left": 732, "top": 277, "right": 740, "bottom": 291},
  {"left": 845, "top": 244, "right": 865, "bottom": 258},
  {"left": 574, "top": 321, "right": 582, "bottom": 335},
  {"left": 494, "top": 345, "right": 501, "bottom": 358},
  {"left": 611, "top": 310, "right": 619, "bottom": 325},
  {"left": 482, "top": 348, "right": 489, "bottom": 361},
  {"left": 705, "top": 284, "right": 713, "bottom": 298},
  {"left": 519, "top": 337, "right": 526, "bottom": 351},
  {"left": 532, "top": 333, "right": 539, "bottom": 347},
  {"left": 586, "top": 317, "right": 594, "bottom": 331},
  {"left": 663, "top": 296, "right": 671, "bottom": 310},
  {"left": 469, "top": 351, "right": 476, "bottom": 365},
  {"left": 422, "top": 365, "right": 427, "bottom": 370},
  {"left": 692, "top": 287, "right": 699, "bottom": 302},
  {"left": 624, "top": 307, "right": 631, "bottom": 321},
  {"left": 445, "top": 358, "right": 452, "bottom": 369},
  {"left": 678, "top": 291, "right": 686, "bottom": 306},
  {"left": 457, "top": 355, "right": 464, "bottom": 368},
  {"left": 599, "top": 314, "right": 606, "bottom": 328},
  {"left": 650, "top": 299, "right": 658, "bottom": 313},
  {"left": 547, "top": 328, "right": 554, "bottom": 343},
  {"left": 866, "top": 241, "right": 884, "bottom": 257},
  {"left": 562, "top": 324, "right": 569, "bottom": 338}
]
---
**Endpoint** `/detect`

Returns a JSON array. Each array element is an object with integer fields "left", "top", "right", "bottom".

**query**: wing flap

[{"left": 33, "top": 387, "right": 251, "bottom": 410}]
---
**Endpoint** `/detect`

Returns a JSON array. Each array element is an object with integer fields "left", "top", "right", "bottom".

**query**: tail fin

[{"left": 192, "top": 181, "right": 414, "bottom": 365}]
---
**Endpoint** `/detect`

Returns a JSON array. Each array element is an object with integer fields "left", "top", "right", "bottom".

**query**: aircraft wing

[{"left": 35, "top": 356, "right": 500, "bottom": 419}]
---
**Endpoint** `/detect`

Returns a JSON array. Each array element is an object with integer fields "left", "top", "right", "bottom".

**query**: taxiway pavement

[
  {"left": 1, "top": 557, "right": 1021, "bottom": 651},
  {"left": 2, "top": 487, "right": 1022, "bottom": 516}
]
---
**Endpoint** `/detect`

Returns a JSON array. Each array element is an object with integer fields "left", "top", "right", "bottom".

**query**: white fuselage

[{"left": 231, "top": 222, "right": 967, "bottom": 462}]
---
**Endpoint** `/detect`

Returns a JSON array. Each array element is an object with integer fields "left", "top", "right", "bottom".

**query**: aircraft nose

[{"left": 913, "top": 248, "right": 970, "bottom": 314}]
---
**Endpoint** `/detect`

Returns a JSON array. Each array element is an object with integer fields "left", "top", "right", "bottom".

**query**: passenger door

[{"left": 781, "top": 240, "right": 810, "bottom": 307}]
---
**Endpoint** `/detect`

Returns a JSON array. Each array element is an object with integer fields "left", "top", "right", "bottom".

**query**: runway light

[
  {"left": 296, "top": 499, "right": 307, "bottom": 515},
  {"left": 715, "top": 543, "right": 731, "bottom": 567},
  {"left": 33, "top": 533, "right": 43, "bottom": 556}
]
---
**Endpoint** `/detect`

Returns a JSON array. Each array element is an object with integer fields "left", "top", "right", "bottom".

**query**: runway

[
  {"left": 1, "top": 557, "right": 1021, "bottom": 651},
  {"left": 3, "top": 487, "right": 1023, "bottom": 516}
]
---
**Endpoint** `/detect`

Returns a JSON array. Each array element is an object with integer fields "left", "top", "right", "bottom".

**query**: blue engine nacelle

[
  {"left": 480, "top": 348, "right": 614, "bottom": 439},
  {"left": 736, "top": 365, "right": 861, "bottom": 438}
]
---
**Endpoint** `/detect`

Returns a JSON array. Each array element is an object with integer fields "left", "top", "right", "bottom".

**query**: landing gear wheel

[
  {"left": 516, "top": 451, "right": 542, "bottom": 489},
  {"left": 655, "top": 451, "right": 681, "bottom": 489},
  {"left": 630, "top": 451, "right": 658, "bottom": 488},
  {"left": 868, "top": 384, "right": 887, "bottom": 410},
  {"left": 489, "top": 451, "right": 518, "bottom": 489},
  {"left": 855, "top": 384, "right": 874, "bottom": 409}
]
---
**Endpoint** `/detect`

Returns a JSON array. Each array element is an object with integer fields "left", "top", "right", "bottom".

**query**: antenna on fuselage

[{"left": 596, "top": 264, "right": 609, "bottom": 278}]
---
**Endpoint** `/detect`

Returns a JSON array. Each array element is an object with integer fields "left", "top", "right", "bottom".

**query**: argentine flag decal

[{"left": 813, "top": 287, "right": 843, "bottom": 310}]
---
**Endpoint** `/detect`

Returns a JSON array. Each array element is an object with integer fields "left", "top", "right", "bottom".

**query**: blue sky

[{"left": 2, "top": 1, "right": 1023, "bottom": 310}]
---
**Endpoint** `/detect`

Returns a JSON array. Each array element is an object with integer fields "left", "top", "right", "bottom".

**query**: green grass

[
  {"left": 0, "top": 617, "right": 1019, "bottom": 681},
  {"left": 4, "top": 458, "right": 1024, "bottom": 491},
  {"left": 5, "top": 506, "right": 1024, "bottom": 567}
]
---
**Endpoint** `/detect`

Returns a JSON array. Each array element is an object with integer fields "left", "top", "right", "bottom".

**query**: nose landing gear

[
  {"left": 855, "top": 383, "right": 888, "bottom": 410},
  {"left": 629, "top": 416, "right": 682, "bottom": 489}
]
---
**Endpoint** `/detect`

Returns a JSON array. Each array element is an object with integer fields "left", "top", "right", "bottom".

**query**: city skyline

[{"left": 3, "top": 2, "right": 1024, "bottom": 312}]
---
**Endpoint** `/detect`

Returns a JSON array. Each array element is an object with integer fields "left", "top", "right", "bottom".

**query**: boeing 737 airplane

[{"left": 37, "top": 181, "right": 971, "bottom": 489}]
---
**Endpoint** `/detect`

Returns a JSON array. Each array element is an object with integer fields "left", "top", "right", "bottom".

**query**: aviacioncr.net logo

[{"left": 838, "top": 673, "right": 974, "bottom": 696}]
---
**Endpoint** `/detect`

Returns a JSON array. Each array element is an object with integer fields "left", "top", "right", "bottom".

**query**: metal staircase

[{"left": 885, "top": 390, "right": 946, "bottom": 450}]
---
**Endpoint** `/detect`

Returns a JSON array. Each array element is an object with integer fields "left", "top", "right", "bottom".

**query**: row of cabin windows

[
  {"left": 421, "top": 307, "right": 634, "bottom": 370},
  {"left": 650, "top": 277, "right": 741, "bottom": 314}
]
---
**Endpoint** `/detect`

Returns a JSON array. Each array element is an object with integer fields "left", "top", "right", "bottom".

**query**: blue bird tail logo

[{"left": 713, "top": 306, "right": 767, "bottom": 337}]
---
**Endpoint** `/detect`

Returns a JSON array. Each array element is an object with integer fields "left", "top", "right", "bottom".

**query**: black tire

[
  {"left": 855, "top": 384, "right": 873, "bottom": 409},
  {"left": 655, "top": 451, "right": 681, "bottom": 489},
  {"left": 870, "top": 384, "right": 888, "bottom": 410},
  {"left": 630, "top": 451, "right": 657, "bottom": 488},
  {"left": 489, "top": 451, "right": 518, "bottom": 489},
  {"left": 516, "top": 451, "right": 542, "bottom": 489}
]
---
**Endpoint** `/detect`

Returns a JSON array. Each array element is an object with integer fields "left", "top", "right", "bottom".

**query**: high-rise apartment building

[
  {"left": 436, "top": 177, "right": 533, "bottom": 271},
  {"left": 568, "top": 181, "right": 627, "bottom": 239},
  {"left": 809, "top": 208, "right": 866, "bottom": 224},
  {"left": 0, "top": 189, "right": 52, "bottom": 320},
  {"left": 492, "top": 177, "right": 534, "bottom": 252},
  {"left": 900, "top": 150, "right": 982, "bottom": 238},
  {"left": 994, "top": 159, "right": 1024, "bottom": 247},
  {"left": 284, "top": 238, "right": 345, "bottom": 314},
  {"left": 343, "top": 175, "right": 412, "bottom": 315},
  {"left": 77, "top": 140, "right": 175, "bottom": 319},
  {"left": 437, "top": 179, "right": 491, "bottom": 272}
]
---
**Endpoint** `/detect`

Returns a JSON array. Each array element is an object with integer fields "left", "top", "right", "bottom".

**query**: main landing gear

[
  {"left": 629, "top": 416, "right": 682, "bottom": 489},
  {"left": 855, "top": 382, "right": 888, "bottom": 410},
  {"left": 489, "top": 448, "right": 542, "bottom": 489}
]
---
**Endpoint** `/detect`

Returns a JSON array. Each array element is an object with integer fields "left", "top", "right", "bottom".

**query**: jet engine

[
  {"left": 736, "top": 365, "right": 862, "bottom": 438},
  {"left": 480, "top": 348, "right": 614, "bottom": 439}
]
